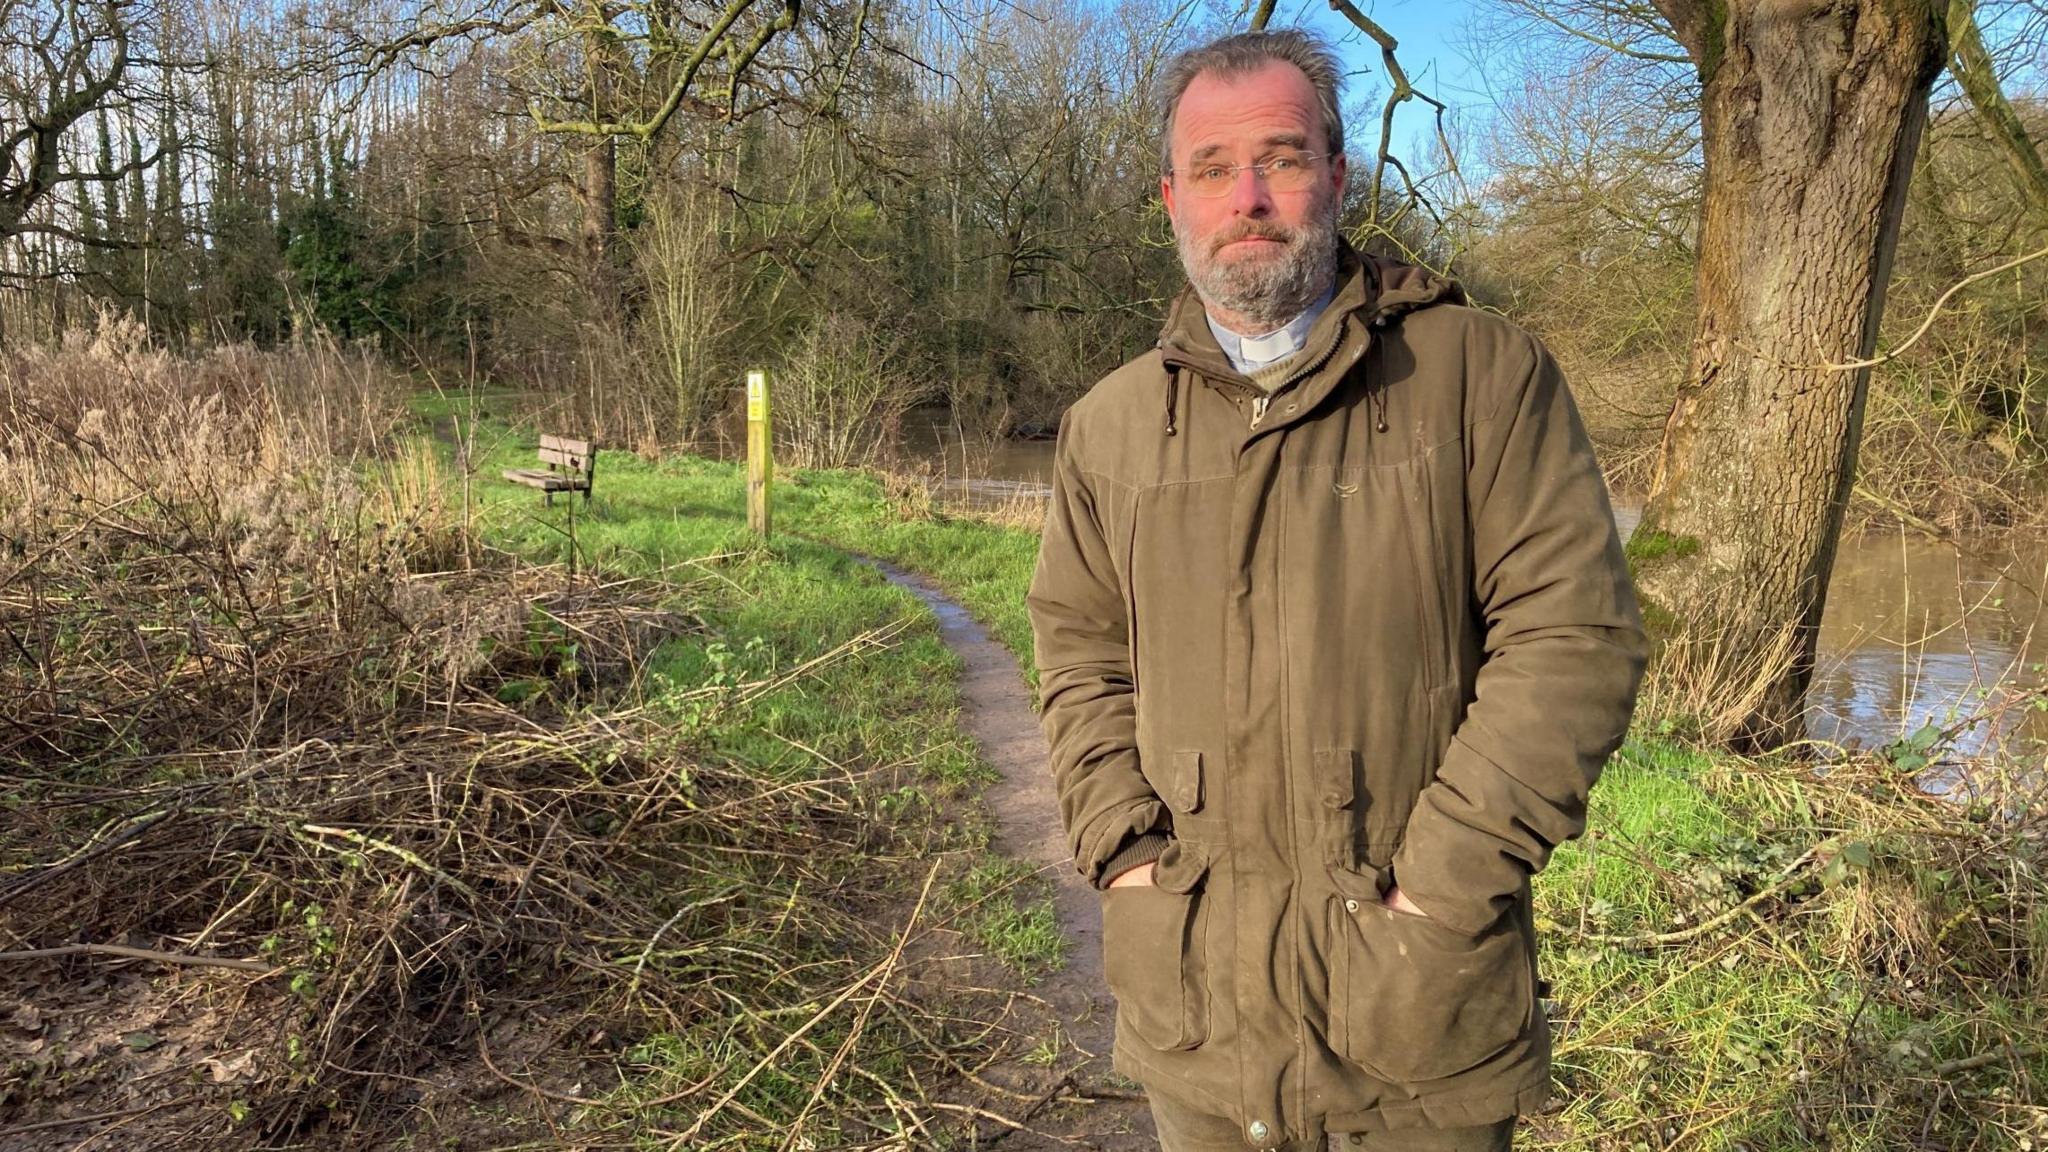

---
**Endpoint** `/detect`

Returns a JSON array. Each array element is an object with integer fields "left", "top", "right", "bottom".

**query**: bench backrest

[{"left": 538, "top": 434, "right": 594, "bottom": 474}]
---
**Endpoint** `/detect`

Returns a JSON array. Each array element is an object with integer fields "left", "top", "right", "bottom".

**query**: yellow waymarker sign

[{"left": 746, "top": 369, "right": 772, "bottom": 536}]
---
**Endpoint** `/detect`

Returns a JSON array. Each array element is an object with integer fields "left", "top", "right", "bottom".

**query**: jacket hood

[{"left": 1152, "top": 240, "right": 1466, "bottom": 435}]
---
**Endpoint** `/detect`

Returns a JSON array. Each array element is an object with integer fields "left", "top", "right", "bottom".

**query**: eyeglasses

[{"left": 1173, "top": 149, "right": 1328, "bottom": 198}]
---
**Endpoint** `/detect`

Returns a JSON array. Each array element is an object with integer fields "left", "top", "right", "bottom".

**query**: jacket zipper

[{"left": 1245, "top": 321, "right": 1358, "bottom": 431}]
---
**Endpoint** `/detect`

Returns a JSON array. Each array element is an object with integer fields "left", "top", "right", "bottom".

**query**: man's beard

[{"left": 1174, "top": 190, "right": 1340, "bottom": 333}]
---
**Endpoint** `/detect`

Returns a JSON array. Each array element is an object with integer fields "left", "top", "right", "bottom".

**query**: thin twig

[
  {"left": 1934, "top": 1045, "right": 2042, "bottom": 1078},
  {"left": 1825, "top": 241, "right": 2048, "bottom": 370},
  {"left": 776, "top": 859, "right": 943, "bottom": 1152},
  {"left": 670, "top": 861, "right": 939, "bottom": 1148},
  {"left": 0, "top": 942, "right": 279, "bottom": 973},
  {"left": 477, "top": 1024, "right": 723, "bottom": 1109},
  {"left": 1582, "top": 842, "right": 1829, "bottom": 947},
  {"left": 298, "top": 823, "right": 479, "bottom": 899},
  {"left": 0, "top": 1104, "right": 163, "bottom": 1139}
]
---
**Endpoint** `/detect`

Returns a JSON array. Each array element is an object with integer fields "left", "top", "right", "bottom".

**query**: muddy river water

[{"left": 901, "top": 413, "right": 2048, "bottom": 759}]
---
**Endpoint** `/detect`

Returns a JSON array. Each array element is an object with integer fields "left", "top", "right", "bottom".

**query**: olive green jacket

[{"left": 1025, "top": 243, "right": 1647, "bottom": 1146}]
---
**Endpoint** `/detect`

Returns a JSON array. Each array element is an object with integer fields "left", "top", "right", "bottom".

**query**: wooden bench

[{"left": 503, "top": 434, "right": 597, "bottom": 505}]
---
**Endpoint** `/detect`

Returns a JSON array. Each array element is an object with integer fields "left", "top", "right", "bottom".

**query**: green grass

[
  {"left": 404, "top": 381, "right": 530, "bottom": 424},
  {"left": 1535, "top": 745, "right": 1822, "bottom": 1149},
  {"left": 775, "top": 468, "right": 1043, "bottom": 679},
  {"left": 942, "top": 857, "right": 1068, "bottom": 976},
  {"left": 454, "top": 425, "right": 2045, "bottom": 1152},
  {"left": 441, "top": 435, "right": 1013, "bottom": 1143},
  {"left": 467, "top": 450, "right": 979, "bottom": 781}
]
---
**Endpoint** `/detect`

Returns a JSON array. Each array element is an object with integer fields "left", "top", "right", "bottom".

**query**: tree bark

[
  {"left": 580, "top": 14, "right": 623, "bottom": 317},
  {"left": 1636, "top": 0, "right": 1948, "bottom": 750},
  {"left": 583, "top": 136, "right": 618, "bottom": 264}
]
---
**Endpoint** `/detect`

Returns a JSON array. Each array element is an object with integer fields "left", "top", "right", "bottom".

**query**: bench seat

[{"left": 502, "top": 467, "right": 589, "bottom": 492}]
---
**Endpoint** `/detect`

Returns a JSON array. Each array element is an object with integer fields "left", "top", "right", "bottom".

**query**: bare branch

[
  {"left": 0, "top": 942, "right": 278, "bottom": 973},
  {"left": 1519, "top": 3, "right": 1691, "bottom": 63},
  {"left": 1317, "top": 0, "right": 1457, "bottom": 251},
  {"left": 1822, "top": 239, "right": 2048, "bottom": 371},
  {"left": 1648, "top": 0, "right": 1710, "bottom": 65},
  {"left": 1945, "top": 0, "right": 2048, "bottom": 222},
  {"left": 0, "top": 0, "right": 139, "bottom": 240},
  {"left": 526, "top": 0, "right": 797, "bottom": 139},
  {"left": 9, "top": 218, "right": 151, "bottom": 249}
]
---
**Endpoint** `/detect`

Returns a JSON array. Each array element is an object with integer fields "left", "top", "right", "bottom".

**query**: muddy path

[{"left": 868, "top": 560, "right": 1157, "bottom": 1150}]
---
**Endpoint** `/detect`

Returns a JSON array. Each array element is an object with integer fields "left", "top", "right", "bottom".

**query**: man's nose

[{"left": 1228, "top": 164, "right": 1274, "bottom": 216}]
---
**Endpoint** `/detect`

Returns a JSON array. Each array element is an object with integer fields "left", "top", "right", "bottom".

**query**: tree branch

[
  {"left": 1520, "top": 3, "right": 1691, "bottom": 63},
  {"left": 54, "top": 141, "right": 166, "bottom": 186},
  {"left": 526, "top": 0, "right": 795, "bottom": 140},
  {"left": 1320, "top": 0, "right": 1457, "bottom": 247},
  {"left": 1823, "top": 240, "right": 2048, "bottom": 370},
  {"left": 0, "top": 0, "right": 138, "bottom": 239},
  {"left": 9, "top": 219, "right": 152, "bottom": 250},
  {"left": 1945, "top": 0, "right": 2048, "bottom": 222},
  {"left": 0, "top": 943, "right": 278, "bottom": 973},
  {"left": 1648, "top": 0, "right": 1710, "bottom": 65}
]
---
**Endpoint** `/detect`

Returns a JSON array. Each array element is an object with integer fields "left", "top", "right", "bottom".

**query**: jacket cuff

[
  {"left": 1389, "top": 799, "right": 1516, "bottom": 937},
  {"left": 1096, "top": 833, "right": 1172, "bottom": 890}
]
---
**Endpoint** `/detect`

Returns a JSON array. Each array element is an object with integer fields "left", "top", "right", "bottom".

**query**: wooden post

[{"left": 746, "top": 369, "right": 772, "bottom": 537}]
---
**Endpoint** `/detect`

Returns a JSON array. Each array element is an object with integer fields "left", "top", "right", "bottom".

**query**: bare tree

[{"left": 0, "top": 0, "right": 156, "bottom": 248}]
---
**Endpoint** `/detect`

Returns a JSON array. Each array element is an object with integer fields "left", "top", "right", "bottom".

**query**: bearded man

[{"left": 1025, "top": 28, "right": 1647, "bottom": 1152}]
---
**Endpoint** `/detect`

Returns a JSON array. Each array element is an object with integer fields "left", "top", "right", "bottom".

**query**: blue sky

[
  {"left": 1236, "top": 0, "right": 2047, "bottom": 182},
  {"left": 1321, "top": 1, "right": 1482, "bottom": 95},
  {"left": 1259, "top": 0, "right": 1493, "bottom": 157}
]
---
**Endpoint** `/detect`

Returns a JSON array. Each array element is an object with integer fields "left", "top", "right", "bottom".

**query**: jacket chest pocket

[
  {"left": 1101, "top": 845, "right": 1212, "bottom": 1052},
  {"left": 1326, "top": 890, "right": 1532, "bottom": 1083}
]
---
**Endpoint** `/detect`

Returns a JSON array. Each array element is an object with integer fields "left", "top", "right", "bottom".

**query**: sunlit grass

[{"left": 944, "top": 857, "right": 1068, "bottom": 976}]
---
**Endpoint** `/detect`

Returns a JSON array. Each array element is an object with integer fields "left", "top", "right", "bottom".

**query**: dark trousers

[{"left": 1147, "top": 1091, "right": 1514, "bottom": 1152}]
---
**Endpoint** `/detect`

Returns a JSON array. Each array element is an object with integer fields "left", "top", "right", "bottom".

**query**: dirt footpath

[{"left": 871, "top": 561, "right": 1158, "bottom": 1150}]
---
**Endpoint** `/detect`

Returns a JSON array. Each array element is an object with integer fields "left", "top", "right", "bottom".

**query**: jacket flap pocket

[
  {"left": 1153, "top": 840, "right": 1211, "bottom": 895},
  {"left": 1168, "top": 749, "right": 1204, "bottom": 814},
  {"left": 1329, "top": 863, "right": 1387, "bottom": 905},
  {"left": 1314, "top": 747, "right": 1356, "bottom": 810}
]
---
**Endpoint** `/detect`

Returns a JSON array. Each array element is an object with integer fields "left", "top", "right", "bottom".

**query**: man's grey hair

[{"left": 1155, "top": 29, "right": 1345, "bottom": 177}]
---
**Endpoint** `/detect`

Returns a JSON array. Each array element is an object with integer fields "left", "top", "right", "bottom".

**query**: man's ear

[
  {"left": 1160, "top": 172, "right": 1177, "bottom": 220},
  {"left": 1330, "top": 151, "right": 1347, "bottom": 198}
]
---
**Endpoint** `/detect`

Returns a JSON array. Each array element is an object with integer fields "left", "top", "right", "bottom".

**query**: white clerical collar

[{"left": 1206, "top": 284, "right": 1337, "bottom": 374}]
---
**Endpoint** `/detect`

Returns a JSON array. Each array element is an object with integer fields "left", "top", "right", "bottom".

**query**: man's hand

[
  {"left": 1107, "top": 861, "right": 1157, "bottom": 888},
  {"left": 1382, "top": 883, "right": 1429, "bottom": 918}
]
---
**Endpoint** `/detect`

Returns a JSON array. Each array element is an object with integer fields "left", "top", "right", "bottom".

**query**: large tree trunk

[{"left": 1638, "top": 0, "right": 1948, "bottom": 750}]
